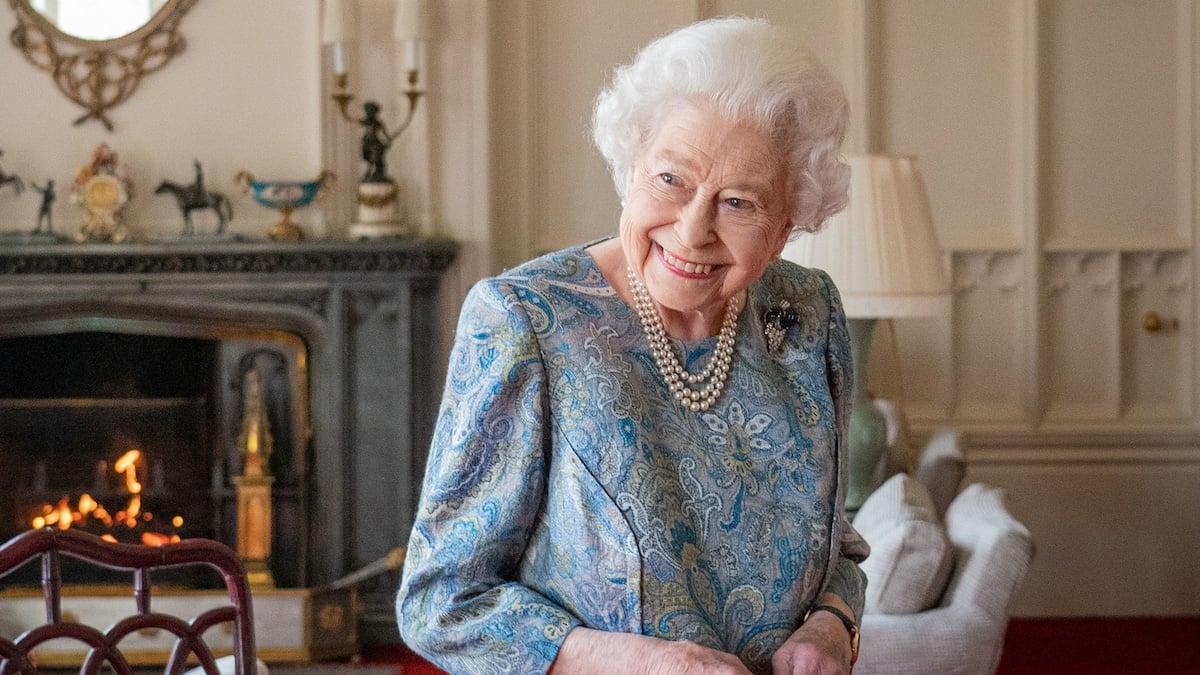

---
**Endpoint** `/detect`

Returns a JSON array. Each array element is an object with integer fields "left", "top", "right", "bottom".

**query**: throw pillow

[
  {"left": 913, "top": 428, "right": 965, "bottom": 519},
  {"left": 854, "top": 473, "right": 954, "bottom": 614}
]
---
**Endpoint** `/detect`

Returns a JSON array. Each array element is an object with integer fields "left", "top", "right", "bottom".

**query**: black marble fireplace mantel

[
  {"left": 0, "top": 238, "right": 457, "bottom": 276},
  {"left": 0, "top": 236, "right": 458, "bottom": 642}
]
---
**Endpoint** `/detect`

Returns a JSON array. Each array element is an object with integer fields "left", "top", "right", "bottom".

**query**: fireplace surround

[{"left": 0, "top": 237, "right": 456, "bottom": 642}]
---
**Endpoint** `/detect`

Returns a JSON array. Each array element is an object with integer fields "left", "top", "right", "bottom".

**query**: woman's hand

[
  {"left": 550, "top": 627, "right": 752, "bottom": 675},
  {"left": 651, "top": 639, "right": 755, "bottom": 675},
  {"left": 770, "top": 611, "right": 855, "bottom": 675}
]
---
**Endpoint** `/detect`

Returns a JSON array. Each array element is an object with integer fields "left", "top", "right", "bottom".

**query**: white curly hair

[{"left": 592, "top": 16, "right": 850, "bottom": 236}]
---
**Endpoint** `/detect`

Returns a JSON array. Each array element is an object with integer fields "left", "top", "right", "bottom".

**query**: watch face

[{"left": 84, "top": 175, "right": 124, "bottom": 210}]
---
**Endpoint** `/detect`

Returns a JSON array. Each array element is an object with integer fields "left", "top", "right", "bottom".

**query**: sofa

[{"left": 850, "top": 413, "right": 1034, "bottom": 675}]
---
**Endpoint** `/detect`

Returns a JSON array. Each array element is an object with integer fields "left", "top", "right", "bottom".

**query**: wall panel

[
  {"left": 969, "top": 453, "right": 1200, "bottom": 616},
  {"left": 1040, "top": 0, "right": 1187, "bottom": 249},
  {"left": 877, "top": 0, "right": 1022, "bottom": 250},
  {"left": 1120, "top": 252, "right": 1192, "bottom": 421},
  {"left": 951, "top": 252, "right": 1026, "bottom": 422},
  {"left": 1043, "top": 252, "right": 1120, "bottom": 422}
]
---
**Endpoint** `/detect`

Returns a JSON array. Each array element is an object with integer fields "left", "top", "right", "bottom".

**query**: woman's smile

[{"left": 657, "top": 244, "right": 716, "bottom": 277}]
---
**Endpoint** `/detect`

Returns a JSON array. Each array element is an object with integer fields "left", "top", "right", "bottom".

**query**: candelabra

[{"left": 323, "top": 0, "right": 429, "bottom": 239}]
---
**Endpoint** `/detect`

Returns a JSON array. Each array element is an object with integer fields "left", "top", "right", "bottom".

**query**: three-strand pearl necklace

[{"left": 626, "top": 267, "right": 740, "bottom": 412}]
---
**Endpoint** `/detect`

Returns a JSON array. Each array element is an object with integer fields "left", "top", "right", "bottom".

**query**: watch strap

[{"left": 804, "top": 604, "right": 860, "bottom": 666}]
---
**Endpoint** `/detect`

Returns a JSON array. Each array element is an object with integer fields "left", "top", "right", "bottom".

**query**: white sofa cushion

[
  {"left": 913, "top": 428, "right": 965, "bottom": 518},
  {"left": 854, "top": 473, "right": 954, "bottom": 614}
]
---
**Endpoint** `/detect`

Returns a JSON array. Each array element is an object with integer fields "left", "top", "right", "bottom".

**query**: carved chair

[{"left": 0, "top": 527, "right": 256, "bottom": 675}]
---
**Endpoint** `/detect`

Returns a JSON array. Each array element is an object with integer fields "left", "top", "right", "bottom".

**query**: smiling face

[{"left": 619, "top": 103, "right": 794, "bottom": 335}]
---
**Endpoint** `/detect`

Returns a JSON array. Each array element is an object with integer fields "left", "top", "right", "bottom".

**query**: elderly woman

[{"left": 397, "top": 16, "right": 868, "bottom": 675}]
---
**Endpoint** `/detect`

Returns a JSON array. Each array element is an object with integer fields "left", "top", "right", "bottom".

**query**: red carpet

[
  {"left": 997, "top": 617, "right": 1200, "bottom": 674},
  {"left": 364, "top": 617, "right": 1200, "bottom": 674},
  {"left": 361, "top": 643, "right": 445, "bottom": 675}
]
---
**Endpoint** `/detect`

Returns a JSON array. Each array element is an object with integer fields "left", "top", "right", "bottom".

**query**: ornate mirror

[{"left": 8, "top": 0, "right": 198, "bottom": 131}]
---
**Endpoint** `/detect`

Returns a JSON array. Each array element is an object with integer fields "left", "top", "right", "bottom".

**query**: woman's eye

[
  {"left": 726, "top": 197, "right": 751, "bottom": 210},
  {"left": 659, "top": 173, "right": 678, "bottom": 186}
]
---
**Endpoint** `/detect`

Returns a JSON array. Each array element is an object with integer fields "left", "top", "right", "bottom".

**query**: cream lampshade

[
  {"left": 785, "top": 154, "right": 950, "bottom": 319},
  {"left": 782, "top": 153, "right": 950, "bottom": 513}
]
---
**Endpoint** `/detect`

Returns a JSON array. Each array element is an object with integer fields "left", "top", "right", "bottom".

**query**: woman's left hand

[{"left": 770, "top": 611, "right": 854, "bottom": 675}]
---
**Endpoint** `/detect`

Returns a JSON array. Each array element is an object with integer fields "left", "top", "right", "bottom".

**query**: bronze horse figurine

[
  {"left": 0, "top": 171, "right": 21, "bottom": 195},
  {"left": 155, "top": 161, "right": 233, "bottom": 235},
  {"left": 0, "top": 152, "right": 22, "bottom": 195}
]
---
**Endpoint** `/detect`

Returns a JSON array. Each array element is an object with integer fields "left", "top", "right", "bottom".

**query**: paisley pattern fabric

[{"left": 397, "top": 244, "right": 868, "bottom": 675}]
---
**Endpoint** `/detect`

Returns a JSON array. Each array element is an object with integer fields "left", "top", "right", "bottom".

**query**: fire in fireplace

[
  {"left": 0, "top": 327, "right": 308, "bottom": 587},
  {"left": 28, "top": 447, "right": 185, "bottom": 547}
]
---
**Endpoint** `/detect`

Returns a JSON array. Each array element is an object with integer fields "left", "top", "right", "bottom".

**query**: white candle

[
  {"left": 393, "top": 0, "right": 430, "bottom": 42},
  {"left": 404, "top": 40, "right": 420, "bottom": 74},
  {"left": 332, "top": 42, "right": 347, "bottom": 76}
]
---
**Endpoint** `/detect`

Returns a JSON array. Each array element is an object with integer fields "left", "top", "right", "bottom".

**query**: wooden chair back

[{"left": 0, "top": 527, "right": 255, "bottom": 675}]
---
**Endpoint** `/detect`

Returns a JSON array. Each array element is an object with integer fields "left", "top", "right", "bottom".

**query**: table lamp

[{"left": 783, "top": 153, "right": 950, "bottom": 513}]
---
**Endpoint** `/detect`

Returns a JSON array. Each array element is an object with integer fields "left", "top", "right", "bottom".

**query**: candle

[
  {"left": 404, "top": 40, "right": 420, "bottom": 74},
  {"left": 332, "top": 42, "right": 347, "bottom": 76},
  {"left": 393, "top": 0, "right": 430, "bottom": 42}
]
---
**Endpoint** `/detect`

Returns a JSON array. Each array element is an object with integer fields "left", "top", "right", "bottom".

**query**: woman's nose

[{"left": 675, "top": 196, "right": 717, "bottom": 247}]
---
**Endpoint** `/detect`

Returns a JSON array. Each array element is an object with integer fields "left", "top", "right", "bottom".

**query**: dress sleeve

[
  {"left": 818, "top": 269, "right": 870, "bottom": 619},
  {"left": 396, "top": 278, "right": 581, "bottom": 674}
]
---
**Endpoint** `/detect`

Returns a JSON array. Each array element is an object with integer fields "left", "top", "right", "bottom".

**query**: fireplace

[
  {"left": 0, "top": 327, "right": 306, "bottom": 588},
  {"left": 0, "top": 238, "right": 456, "bottom": 642}
]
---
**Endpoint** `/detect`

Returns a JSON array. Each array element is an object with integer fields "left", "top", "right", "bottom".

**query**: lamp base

[
  {"left": 845, "top": 318, "right": 887, "bottom": 514},
  {"left": 846, "top": 392, "right": 887, "bottom": 513}
]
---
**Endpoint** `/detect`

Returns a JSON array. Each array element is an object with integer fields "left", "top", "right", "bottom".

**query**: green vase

[{"left": 846, "top": 317, "right": 887, "bottom": 514}]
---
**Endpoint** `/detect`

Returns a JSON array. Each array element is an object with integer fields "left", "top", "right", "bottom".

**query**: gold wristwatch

[{"left": 804, "top": 604, "right": 860, "bottom": 667}]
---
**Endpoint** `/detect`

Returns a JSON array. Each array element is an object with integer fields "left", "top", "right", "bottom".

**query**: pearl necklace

[{"left": 626, "top": 267, "right": 740, "bottom": 412}]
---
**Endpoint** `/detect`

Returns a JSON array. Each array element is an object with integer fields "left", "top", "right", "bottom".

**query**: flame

[
  {"left": 28, "top": 448, "right": 181, "bottom": 545},
  {"left": 56, "top": 498, "right": 73, "bottom": 530},
  {"left": 114, "top": 450, "right": 143, "bottom": 495},
  {"left": 246, "top": 419, "right": 259, "bottom": 455},
  {"left": 123, "top": 494, "right": 141, "bottom": 527},
  {"left": 141, "top": 532, "right": 180, "bottom": 547},
  {"left": 93, "top": 504, "right": 113, "bottom": 527}
]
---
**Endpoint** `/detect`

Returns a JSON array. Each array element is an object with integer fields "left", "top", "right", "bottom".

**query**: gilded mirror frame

[{"left": 8, "top": 0, "right": 199, "bottom": 131}]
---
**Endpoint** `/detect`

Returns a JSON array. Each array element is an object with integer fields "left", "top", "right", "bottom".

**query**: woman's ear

[{"left": 770, "top": 221, "right": 796, "bottom": 261}]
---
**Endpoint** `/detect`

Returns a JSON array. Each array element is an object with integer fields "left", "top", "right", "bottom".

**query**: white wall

[{"left": 0, "top": 0, "right": 323, "bottom": 239}]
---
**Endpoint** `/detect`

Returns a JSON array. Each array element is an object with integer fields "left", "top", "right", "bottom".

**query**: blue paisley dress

[{"left": 397, "top": 244, "right": 868, "bottom": 674}]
